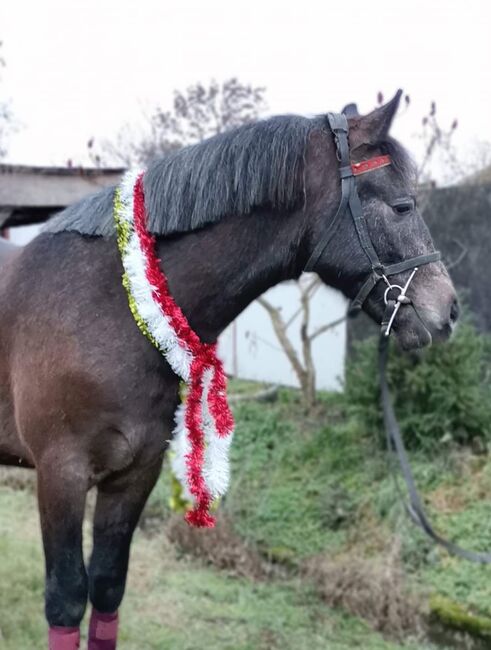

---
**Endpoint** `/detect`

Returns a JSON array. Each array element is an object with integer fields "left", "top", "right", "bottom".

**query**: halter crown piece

[{"left": 114, "top": 171, "right": 234, "bottom": 528}]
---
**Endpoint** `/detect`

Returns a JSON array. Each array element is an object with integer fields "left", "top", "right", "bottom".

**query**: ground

[
  {"left": 1, "top": 377, "right": 491, "bottom": 649},
  {"left": 0, "top": 484, "right": 436, "bottom": 650}
]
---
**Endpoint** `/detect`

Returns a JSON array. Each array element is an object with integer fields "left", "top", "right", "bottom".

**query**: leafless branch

[
  {"left": 308, "top": 314, "right": 347, "bottom": 342},
  {"left": 284, "top": 275, "right": 321, "bottom": 329},
  {"left": 257, "top": 296, "right": 306, "bottom": 385},
  {"left": 446, "top": 238, "right": 468, "bottom": 271},
  {"left": 299, "top": 280, "right": 316, "bottom": 407}
]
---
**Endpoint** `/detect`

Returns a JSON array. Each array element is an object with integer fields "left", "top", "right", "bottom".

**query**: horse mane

[
  {"left": 45, "top": 114, "right": 322, "bottom": 238},
  {"left": 45, "top": 116, "right": 415, "bottom": 238}
]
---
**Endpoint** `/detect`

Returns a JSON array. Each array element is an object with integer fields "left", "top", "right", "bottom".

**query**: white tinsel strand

[
  {"left": 116, "top": 170, "right": 235, "bottom": 516},
  {"left": 170, "top": 403, "right": 194, "bottom": 504},
  {"left": 118, "top": 171, "right": 192, "bottom": 381},
  {"left": 201, "top": 367, "right": 233, "bottom": 498}
]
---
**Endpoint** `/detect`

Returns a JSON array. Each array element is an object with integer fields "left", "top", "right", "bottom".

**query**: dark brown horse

[{"left": 0, "top": 92, "right": 458, "bottom": 649}]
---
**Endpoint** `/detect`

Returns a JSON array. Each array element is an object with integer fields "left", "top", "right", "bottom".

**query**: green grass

[
  {"left": 0, "top": 484, "right": 437, "bottom": 650},
  {"left": 2, "top": 377, "right": 491, "bottom": 648},
  {"left": 154, "top": 380, "right": 491, "bottom": 631}
]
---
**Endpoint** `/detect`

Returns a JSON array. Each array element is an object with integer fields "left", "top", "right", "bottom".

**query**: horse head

[{"left": 306, "top": 91, "right": 458, "bottom": 350}]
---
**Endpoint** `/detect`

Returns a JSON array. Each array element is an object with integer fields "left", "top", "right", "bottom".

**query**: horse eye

[{"left": 392, "top": 199, "right": 415, "bottom": 216}]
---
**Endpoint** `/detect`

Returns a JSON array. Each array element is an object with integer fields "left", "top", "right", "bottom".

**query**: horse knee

[{"left": 45, "top": 568, "right": 88, "bottom": 627}]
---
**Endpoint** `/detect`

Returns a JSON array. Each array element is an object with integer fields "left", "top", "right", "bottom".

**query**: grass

[
  {"left": 0, "top": 483, "right": 437, "bottom": 650},
  {"left": 2, "top": 376, "right": 491, "bottom": 648}
]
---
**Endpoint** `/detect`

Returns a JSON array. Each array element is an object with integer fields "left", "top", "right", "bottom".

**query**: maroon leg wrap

[
  {"left": 88, "top": 609, "right": 119, "bottom": 650},
  {"left": 48, "top": 626, "right": 80, "bottom": 650}
]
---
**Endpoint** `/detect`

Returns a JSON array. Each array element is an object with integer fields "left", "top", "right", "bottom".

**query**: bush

[
  {"left": 344, "top": 321, "right": 491, "bottom": 449},
  {"left": 166, "top": 514, "right": 266, "bottom": 579},
  {"left": 303, "top": 538, "right": 424, "bottom": 640}
]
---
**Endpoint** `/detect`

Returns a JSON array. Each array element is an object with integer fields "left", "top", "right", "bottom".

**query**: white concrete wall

[{"left": 219, "top": 281, "right": 347, "bottom": 391}]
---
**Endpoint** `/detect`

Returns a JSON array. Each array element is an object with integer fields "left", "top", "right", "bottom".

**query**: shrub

[
  {"left": 303, "top": 538, "right": 424, "bottom": 640},
  {"left": 344, "top": 321, "right": 491, "bottom": 449},
  {"left": 166, "top": 513, "right": 266, "bottom": 579}
]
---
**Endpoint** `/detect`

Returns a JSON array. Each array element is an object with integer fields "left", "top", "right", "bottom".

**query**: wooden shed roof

[{"left": 0, "top": 164, "right": 124, "bottom": 227}]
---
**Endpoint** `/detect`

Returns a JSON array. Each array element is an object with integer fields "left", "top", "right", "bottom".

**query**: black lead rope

[
  {"left": 379, "top": 323, "right": 491, "bottom": 563},
  {"left": 310, "top": 110, "right": 491, "bottom": 562}
]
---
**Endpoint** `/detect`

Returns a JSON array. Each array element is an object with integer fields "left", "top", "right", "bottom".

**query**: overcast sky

[{"left": 1, "top": 0, "right": 489, "bottom": 168}]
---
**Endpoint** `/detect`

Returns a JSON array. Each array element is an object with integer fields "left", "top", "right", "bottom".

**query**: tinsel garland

[{"left": 114, "top": 170, "right": 234, "bottom": 527}]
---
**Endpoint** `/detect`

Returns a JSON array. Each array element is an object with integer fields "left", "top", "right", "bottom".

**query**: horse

[{"left": 0, "top": 90, "right": 458, "bottom": 649}]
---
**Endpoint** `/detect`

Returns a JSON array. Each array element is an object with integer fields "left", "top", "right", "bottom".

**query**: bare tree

[
  {"left": 258, "top": 276, "right": 346, "bottom": 411},
  {"left": 415, "top": 102, "right": 458, "bottom": 187},
  {"left": 88, "top": 78, "right": 267, "bottom": 167}
]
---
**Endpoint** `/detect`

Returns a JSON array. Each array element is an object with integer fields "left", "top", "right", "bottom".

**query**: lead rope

[
  {"left": 379, "top": 289, "right": 491, "bottom": 563},
  {"left": 308, "top": 110, "right": 491, "bottom": 561}
]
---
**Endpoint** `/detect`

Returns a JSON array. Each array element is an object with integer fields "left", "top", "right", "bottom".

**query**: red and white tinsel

[{"left": 114, "top": 170, "right": 234, "bottom": 527}]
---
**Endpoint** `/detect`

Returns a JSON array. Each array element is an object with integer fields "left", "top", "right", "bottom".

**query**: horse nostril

[{"left": 450, "top": 299, "right": 460, "bottom": 324}]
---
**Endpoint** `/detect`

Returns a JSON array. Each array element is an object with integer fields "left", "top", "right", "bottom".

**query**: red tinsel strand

[
  {"left": 132, "top": 174, "right": 215, "bottom": 526},
  {"left": 184, "top": 357, "right": 214, "bottom": 527},
  {"left": 132, "top": 174, "right": 203, "bottom": 357},
  {"left": 208, "top": 358, "right": 234, "bottom": 437}
]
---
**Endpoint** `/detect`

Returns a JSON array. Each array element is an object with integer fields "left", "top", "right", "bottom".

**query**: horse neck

[{"left": 156, "top": 207, "right": 306, "bottom": 342}]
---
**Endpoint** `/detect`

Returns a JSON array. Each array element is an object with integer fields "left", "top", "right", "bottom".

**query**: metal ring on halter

[
  {"left": 384, "top": 284, "right": 404, "bottom": 306},
  {"left": 383, "top": 268, "right": 419, "bottom": 337}
]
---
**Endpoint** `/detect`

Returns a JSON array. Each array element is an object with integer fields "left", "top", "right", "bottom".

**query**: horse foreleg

[
  {"left": 37, "top": 453, "right": 89, "bottom": 650},
  {"left": 87, "top": 453, "right": 164, "bottom": 650}
]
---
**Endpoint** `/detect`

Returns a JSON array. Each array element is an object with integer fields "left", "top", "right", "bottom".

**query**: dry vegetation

[
  {"left": 166, "top": 513, "right": 267, "bottom": 579},
  {"left": 304, "top": 538, "right": 425, "bottom": 641}
]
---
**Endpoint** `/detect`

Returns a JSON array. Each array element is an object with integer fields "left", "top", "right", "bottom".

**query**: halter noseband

[{"left": 304, "top": 112, "right": 440, "bottom": 335}]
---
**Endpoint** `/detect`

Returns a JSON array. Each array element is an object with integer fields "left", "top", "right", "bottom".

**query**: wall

[{"left": 220, "top": 281, "right": 347, "bottom": 391}]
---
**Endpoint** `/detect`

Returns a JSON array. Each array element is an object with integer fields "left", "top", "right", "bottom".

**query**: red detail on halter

[
  {"left": 132, "top": 174, "right": 234, "bottom": 528},
  {"left": 351, "top": 155, "right": 391, "bottom": 176}
]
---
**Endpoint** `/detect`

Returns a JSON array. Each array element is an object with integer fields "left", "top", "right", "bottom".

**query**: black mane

[
  {"left": 46, "top": 115, "right": 322, "bottom": 237},
  {"left": 45, "top": 114, "right": 414, "bottom": 238},
  {"left": 143, "top": 114, "right": 321, "bottom": 234}
]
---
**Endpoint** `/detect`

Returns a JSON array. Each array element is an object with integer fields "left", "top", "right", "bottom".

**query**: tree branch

[
  {"left": 299, "top": 281, "right": 315, "bottom": 406},
  {"left": 284, "top": 275, "right": 321, "bottom": 329},
  {"left": 257, "top": 296, "right": 306, "bottom": 383},
  {"left": 446, "top": 238, "right": 467, "bottom": 271},
  {"left": 308, "top": 314, "right": 347, "bottom": 342}
]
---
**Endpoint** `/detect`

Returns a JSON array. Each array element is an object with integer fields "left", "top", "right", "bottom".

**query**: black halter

[
  {"left": 308, "top": 113, "right": 491, "bottom": 564},
  {"left": 304, "top": 112, "right": 440, "bottom": 324}
]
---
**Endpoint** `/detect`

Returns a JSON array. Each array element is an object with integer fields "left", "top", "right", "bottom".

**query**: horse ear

[
  {"left": 342, "top": 103, "right": 359, "bottom": 118},
  {"left": 348, "top": 89, "right": 403, "bottom": 150}
]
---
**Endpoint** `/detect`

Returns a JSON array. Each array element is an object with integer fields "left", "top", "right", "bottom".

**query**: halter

[
  {"left": 307, "top": 113, "right": 491, "bottom": 563},
  {"left": 304, "top": 112, "right": 440, "bottom": 334}
]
